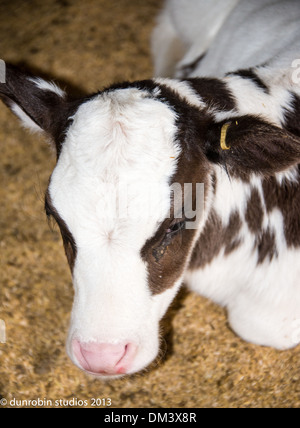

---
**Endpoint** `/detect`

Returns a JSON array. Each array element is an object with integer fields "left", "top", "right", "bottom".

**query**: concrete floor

[{"left": 0, "top": 0, "right": 299, "bottom": 408}]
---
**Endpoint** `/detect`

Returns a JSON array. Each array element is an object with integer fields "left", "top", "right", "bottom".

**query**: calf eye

[
  {"left": 166, "top": 219, "right": 186, "bottom": 237},
  {"left": 152, "top": 219, "right": 185, "bottom": 262}
]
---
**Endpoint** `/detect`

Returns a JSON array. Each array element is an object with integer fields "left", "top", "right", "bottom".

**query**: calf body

[{"left": 1, "top": 0, "right": 300, "bottom": 377}]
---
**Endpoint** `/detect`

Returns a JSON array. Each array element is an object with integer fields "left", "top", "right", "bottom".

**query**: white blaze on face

[{"left": 48, "top": 88, "right": 182, "bottom": 374}]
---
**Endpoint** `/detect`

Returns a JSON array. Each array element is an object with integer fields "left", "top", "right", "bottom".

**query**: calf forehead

[
  {"left": 48, "top": 89, "right": 180, "bottom": 247},
  {"left": 63, "top": 89, "right": 179, "bottom": 177}
]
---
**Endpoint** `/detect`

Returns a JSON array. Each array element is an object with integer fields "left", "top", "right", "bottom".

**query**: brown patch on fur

[
  {"left": 223, "top": 211, "right": 243, "bottom": 256},
  {"left": 189, "top": 211, "right": 222, "bottom": 268},
  {"left": 210, "top": 171, "right": 217, "bottom": 195},
  {"left": 244, "top": 185, "right": 279, "bottom": 264},
  {"left": 141, "top": 150, "right": 211, "bottom": 295},
  {"left": 189, "top": 209, "right": 242, "bottom": 269},
  {"left": 262, "top": 173, "right": 300, "bottom": 248},
  {"left": 187, "top": 78, "right": 236, "bottom": 111},
  {"left": 255, "top": 228, "right": 278, "bottom": 264},
  {"left": 245, "top": 188, "right": 264, "bottom": 234},
  {"left": 141, "top": 216, "right": 197, "bottom": 295}
]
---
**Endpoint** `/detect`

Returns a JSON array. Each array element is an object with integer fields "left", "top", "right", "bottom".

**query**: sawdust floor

[{"left": 0, "top": 0, "right": 299, "bottom": 409}]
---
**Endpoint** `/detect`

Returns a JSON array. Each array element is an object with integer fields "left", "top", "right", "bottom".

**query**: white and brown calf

[{"left": 1, "top": 0, "right": 300, "bottom": 377}]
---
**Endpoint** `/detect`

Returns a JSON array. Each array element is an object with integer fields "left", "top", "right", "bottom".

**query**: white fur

[
  {"left": 155, "top": 78, "right": 206, "bottom": 109},
  {"left": 11, "top": 102, "right": 42, "bottom": 132},
  {"left": 224, "top": 73, "right": 294, "bottom": 126},
  {"left": 29, "top": 77, "right": 66, "bottom": 98}
]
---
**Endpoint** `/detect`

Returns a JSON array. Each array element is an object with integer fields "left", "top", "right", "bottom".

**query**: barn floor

[{"left": 0, "top": 0, "right": 299, "bottom": 409}]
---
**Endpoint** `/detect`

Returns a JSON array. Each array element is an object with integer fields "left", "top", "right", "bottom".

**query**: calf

[{"left": 1, "top": 0, "right": 300, "bottom": 377}]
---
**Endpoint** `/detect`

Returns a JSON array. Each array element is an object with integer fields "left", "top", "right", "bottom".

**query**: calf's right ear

[
  {"left": 204, "top": 115, "right": 300, "bottom": 176},
  {"left": 0, "top": 62, "right": 76, "bottom": 154}
]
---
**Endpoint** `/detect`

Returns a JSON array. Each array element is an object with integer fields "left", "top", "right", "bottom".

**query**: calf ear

[
  {"left": 0, "top": 62, "right": 73, "bottom": 152},
  {"left": 204, "top": 116, "right": 300, "bottom": 176}
]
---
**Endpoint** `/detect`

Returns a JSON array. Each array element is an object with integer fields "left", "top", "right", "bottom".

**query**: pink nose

[{"left": 72, "top": 340, "right": 136, "bottom": 375}]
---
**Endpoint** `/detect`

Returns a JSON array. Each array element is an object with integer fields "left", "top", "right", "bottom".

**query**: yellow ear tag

[{"left": 220, "top": 122, "right": 232, "bottom": 150}]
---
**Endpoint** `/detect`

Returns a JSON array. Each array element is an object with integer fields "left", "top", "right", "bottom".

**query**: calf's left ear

[
  {"left": 204, "top": 116, "right": 300, "bottom": 176},
  {"left": 0, "top": 62, "right": 77, "bottom": 154}
]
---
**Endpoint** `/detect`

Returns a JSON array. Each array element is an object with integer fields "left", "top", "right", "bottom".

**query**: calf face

[{"left": 46, "top": 88, "right": 192, "bottom": 376}]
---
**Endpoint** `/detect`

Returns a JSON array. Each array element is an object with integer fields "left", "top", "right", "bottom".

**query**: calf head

[{"left": 1, "top": 64, "right": 300, "bottom": 377}]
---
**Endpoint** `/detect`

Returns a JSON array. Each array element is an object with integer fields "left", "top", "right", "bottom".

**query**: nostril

[{"left": 72, "top": 340, "right": 137, "bottom": 375}]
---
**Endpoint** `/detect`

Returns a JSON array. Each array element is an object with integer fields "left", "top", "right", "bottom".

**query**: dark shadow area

[{"left": 154, "top": 286, "right": 190, "bottom": 369}]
